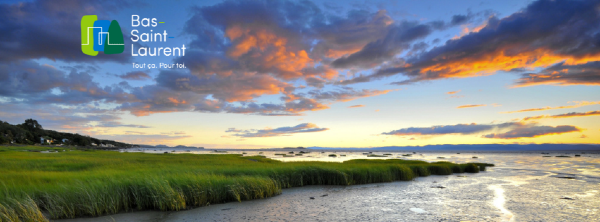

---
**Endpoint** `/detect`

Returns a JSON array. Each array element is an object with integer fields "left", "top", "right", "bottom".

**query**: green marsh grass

[{"left": 0, "top": 146, "right": 491, "bottom": 221}]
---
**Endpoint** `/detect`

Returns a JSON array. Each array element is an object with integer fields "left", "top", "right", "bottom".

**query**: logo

[{"left": 81, "top": 15, "right": 124, "bottom": 56}]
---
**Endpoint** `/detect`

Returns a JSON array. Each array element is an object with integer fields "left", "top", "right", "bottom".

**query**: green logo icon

[{"left": 81, "top": 15, "right": 124, "bottom": 56}]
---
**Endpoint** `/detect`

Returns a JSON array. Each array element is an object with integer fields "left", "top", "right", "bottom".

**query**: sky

[{"left": 0, "top": 0, "right": 599, "bottom": 148}]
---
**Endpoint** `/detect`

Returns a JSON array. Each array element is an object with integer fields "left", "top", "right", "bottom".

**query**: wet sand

[{"left": 57, "top": 152, "right": 600, "bottom": 222}]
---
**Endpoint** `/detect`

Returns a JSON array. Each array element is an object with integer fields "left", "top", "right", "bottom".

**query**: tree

[
  {"left": 6, "top": 130, "right": 13, "bottom": 141},
  {"left": 21, "top": 119, "right": 43, "bottom": 131}
]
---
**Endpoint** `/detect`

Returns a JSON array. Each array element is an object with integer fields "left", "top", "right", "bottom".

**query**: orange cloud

[
  {"left": 285, "top": 98, "right": 329, "bottom": 113},
  {"left": 417, "top": 48, "right": 600, "bottom": 81},
  {"left": 129, "top": 109, "right": 176, "bottom": 117},
  {"left": 446, "top": 90, "right": 461, "bottom": 95},
  {"left": 502, "top": 101, "right": 600, "bottom": 113},
  {"left": 168, "top": 97, "right": 187, "bottom": 105},
  {"left": 452, "top": 23, "right": 487, "bottom": 40},
  {"left": 225, "top": 25, "right": 314, "bottom": 79},
  {"left": 522, "top": 110, "right": 600, "bottom": 121},
  {"left": 457, "top": 104, "right": 486, "bottom": 109},
  {"left": 348, "top": 105, "right": 365, "bottom": 108}
]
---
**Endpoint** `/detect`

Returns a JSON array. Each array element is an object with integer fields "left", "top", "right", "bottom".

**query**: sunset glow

[{"left": 1, "top": 0, "right": 599, "bottom": 148}]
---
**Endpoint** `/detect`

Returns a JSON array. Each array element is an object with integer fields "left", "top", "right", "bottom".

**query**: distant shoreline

[{"left": 129, "top": 143, "right": 600, "bottom": 152}]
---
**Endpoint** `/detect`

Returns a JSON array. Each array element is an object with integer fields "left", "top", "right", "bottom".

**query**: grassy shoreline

[{"left": 0, "top": 146, "right": 493, "bottom": 221}]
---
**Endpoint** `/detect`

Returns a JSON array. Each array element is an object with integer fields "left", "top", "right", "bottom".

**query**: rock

[
  {"left": 556, "top": 176, "right": 576, "bottom": 179},
  {"left": 431, "top": 185, "right": 446, "bottom": 189},
  {"left": 309, "top": 197, "right": 315, "bottom": 199},
  {"left": 560, "top": 197, "right": 575, "bottom": 200},
  {"left": 321, "top": 194, "right": 328, "bottom": 197}
]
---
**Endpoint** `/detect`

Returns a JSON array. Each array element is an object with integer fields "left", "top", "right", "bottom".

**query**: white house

[{"left": 40, "top": 137, "right": 53, "bottom": 144}]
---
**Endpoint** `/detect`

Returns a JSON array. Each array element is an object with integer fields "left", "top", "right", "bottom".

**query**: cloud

[
  {"left": 383, "top": 121, "right": 580, "bottom": 139},
  {"left": 156, "top": 69, "right": 292, "bottom": 102},
  {"left": 502, "top": 101, "right": 600, "bottom": 113},
  {"left": 95, "top": 122, "right": 151, "bottom": 128},
  {"left": 382, "top": 122, "right": 519, "bottom": 136},
  {"left": 182, "top": 0, "right": 323, "bottom": 80},
  {"left": 307, "top": 88, "right": 393, "bottom": 102},
  {"left": 483, "top": 125, "right": 580, "bottom": 139},
  {"left": 457, "top": 104, "right": 486, "bottom": 109},
  {"left": 450, "top": 14, "right": 471, "bottom": 26},
  {"left": 305, "top": 77, "right": 327, "bottom": 88},
  {"left": 118, "top": 71, "right": 151, "bottom": 80},
  {"left": 118, "top": 85, "right": 202, "bottom": 116},
  {"left": 522, "top": 110, "right": 600, "bottom": 121},
  {"left": 339, "top": 0, "right": 600, "bottom": 86},
  {"left": 348, "top": 105, "right": 365, "bottom": 108},
  {"left": 181, "top": 0, "right": 490, "bottom": 89},
  {"left": 311, "top": 10, "right": 394, "bottom": 60},
  {"left": 513, "top": 61, "right": 600, "bottom": 87},
  {"left": 446, "top": 90, "right": 461, "bottom": 95},
  {"left": 0, "top": 103, "right": 135, "bottom": 133},
  {"left": 226, "top": 123, "right": 328, "bottom": 138},
  {"left": 0, "top": 0, "right": 137, "bottom": 63},
  {"left": 118, "top": 85, "right": 327, "bottom": 117},
  {"left": 120, "top": 69, "right": 392, "bottom": 116},
  {"left": 0, "top": 61, "right": 136, "bottom": 105},
  {"left": 330, "top": 21, "right": 432, "bottom": 69},
  {"left": 326, "top": 10, "right": 486, "bottom": 69}
]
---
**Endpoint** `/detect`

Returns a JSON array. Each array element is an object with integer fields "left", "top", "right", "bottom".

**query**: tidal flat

[
  {"left": 59, "top": 149, "right": 600, "bottom": 222},
  {"left": 0, "top": 146, "right": 488, "bottom": 221}
]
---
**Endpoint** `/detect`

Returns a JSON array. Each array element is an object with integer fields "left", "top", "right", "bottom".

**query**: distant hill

[
  {"left": 307, "top": 144, "right": 600, "bottom": 151},
  {"left": 0, "top": 119, "right": 134, "bottom": 148},
  {"left": 136, "top": 144, "right": 204, "bottom": 149}
]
